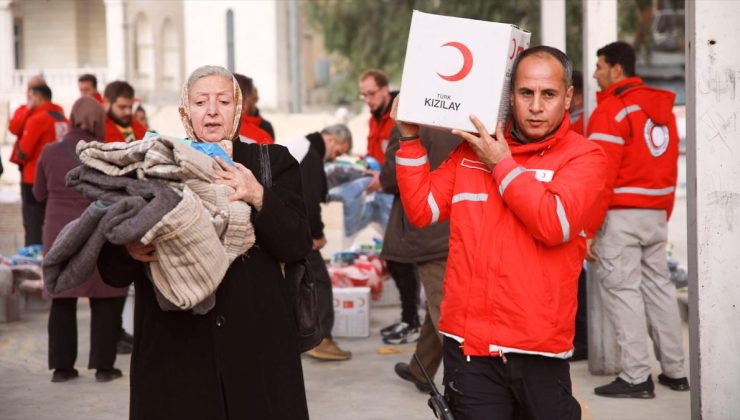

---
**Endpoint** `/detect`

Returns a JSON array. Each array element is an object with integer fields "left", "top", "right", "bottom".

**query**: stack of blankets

[{"left": 43, "top": 134, "right": 255, "bottom": 314}]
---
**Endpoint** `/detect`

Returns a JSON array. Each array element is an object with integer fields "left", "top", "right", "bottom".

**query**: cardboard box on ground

[
  {"left": 331, "top": 287, "right": 371, "bottom": 338},
  {"left": 397, "top": 10, "right": 531, "bottom": 133}
]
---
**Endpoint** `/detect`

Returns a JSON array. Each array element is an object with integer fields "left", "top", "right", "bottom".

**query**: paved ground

[
  {"left": 0, "top": 108, "right": 691, "bottom": 419},
  {"left": 0, "top": 298, "right": 690, "bottom": 420}
]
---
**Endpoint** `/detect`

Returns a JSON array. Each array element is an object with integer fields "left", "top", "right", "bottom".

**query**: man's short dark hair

[
  {"left": 596, "top": 41, "right": 636, "bottom": 77},
  {"left": 510, "top": 46, "right": 573, "bottom": 91},
  {"left": 233, "top": 73, "right": 254, "bottom": 98},
  {"left": 571, "top": 70, "right": 583, "bottom": 95},
  {"left": 359, "top": 69, "right": 389, "bottom": 88},
  {"left": 78, "top": 73, "right": 98, "bottom": 89},
  {"left": 30, "top": 84, "right": 52, "bottom": 101},
  {"left": 104, "top": 80, "right": 135, "bottom": 103}
]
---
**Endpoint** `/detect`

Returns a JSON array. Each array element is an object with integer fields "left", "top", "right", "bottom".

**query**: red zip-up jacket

[
  {"left": 367, "top": 94, "right": 397, "bottom": 166},
  {"left": 396, "top": 116, "right": 607, "bottom": 357},
  {"left": 104, "top": 116, "right": 147, "bottom": 143},
  {"left": 9, "top": 102, "right": 65, "bottom": 166},
  {"left": 239, "top": 114, "right": 274, "bottom": 145},
  {"left": 586, "top": 77, "right": 679, "bottom": 236},
  {"left": 18, "top": 102, "right": 69, "bottom": 184}
]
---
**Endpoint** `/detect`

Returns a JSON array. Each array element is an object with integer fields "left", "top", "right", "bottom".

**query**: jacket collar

[
  {"left": 503, "top": 112, "right": 572, "bottom": 155},
  {"left": 597, "top": 76, "right": 643, "bottom": 104}
]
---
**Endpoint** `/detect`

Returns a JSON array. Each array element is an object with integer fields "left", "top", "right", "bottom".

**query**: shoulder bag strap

[{"left": 259, "top": 144, "right": 272, "bottom": 188}]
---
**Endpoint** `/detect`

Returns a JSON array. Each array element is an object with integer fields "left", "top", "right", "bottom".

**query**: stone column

[
  {"left": 541, "top": 0, "right": 566, "bottom": 52},
  {"left": 0, "top": 0, "right": 15, "bottom": 92},
  {"left": 687, "top": 1, "right": 740, "bottom": 418},
  {"left": 103, "top": 0, "right": 126, "bottom": 81},
  {"left": 582, "top": 0, "right": 621, "bottom": 375}
]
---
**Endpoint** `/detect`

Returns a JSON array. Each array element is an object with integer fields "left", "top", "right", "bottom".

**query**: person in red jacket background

[
  {"left": 359, "top": 69, "right": 397, "bottom": 193},
  {"left": 233, "top": 73, "right": 274, "bottom": 145},
  {"left": 359, "top": 69, "right": 422, "bottom": 343},
  {"left": 393, "top": 46, "right": 607, "bottom": 418},
  {"left": 587, "top": 41, "right": 687, "bottom": 399},
  {"left": 16, "top": 84, "right": 69, "bottom": 246},
  {"left": 8, "top": 75, "right": 55, "bottom": 169},
  {"left": 103, "top": 81, "right": 146, "bottom": 142},
  {"left": 78, "top": 73, "right": 104, "bottom": 104}
]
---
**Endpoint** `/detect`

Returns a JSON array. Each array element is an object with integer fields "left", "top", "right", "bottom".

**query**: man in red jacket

[
  {"left": 393, "top": 46, "right": 607, "bottom": 418},
  {"left": 587, "top": 41, "right": 688, "bottom": 399},
  {"left": 234, "top": 73, "right": 274, "bottom": 145},
  {"left": 360, "top": 69, "right": 422, "bottom": 342},
  {"left": 103, "top": 81, "right": 146, "bottom": 142},
  {"left": 17, "top": 84, "right": 69, "bottom": 245},
  {"left": 8, "top": 75, "right": 49, "bottom": 168},
  {"left": 78, "top": 74, "right": 104, "bottom": 104},
  {"left": 359, "top": 69, "right": 399, "bottom": 193}
]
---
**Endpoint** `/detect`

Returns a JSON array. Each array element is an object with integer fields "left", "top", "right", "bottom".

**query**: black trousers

[
  {"left": 20, "top": 182, "right": 45, "bottom": 246},
  {"left": 307, "top": 250, "right": 334, "bottom": 339},
  {"left": 48, "top": 297, "right": 126, "bottom": 370},
  {"left": 386, "top": 260, "right": 420, "bottom": 327},
  {"left": 442, "top": 337, "right": 581, "bottom": 420},
  {"left": 573, "top": 267, "right": 588, "bottom": 352}
]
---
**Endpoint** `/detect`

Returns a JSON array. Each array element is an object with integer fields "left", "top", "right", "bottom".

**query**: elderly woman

[
  {"left": 34, "top": 97, "right": 129, "bottom": 383},
  {"left": 97, "top": 66, "right": 312, "bottom": 419}
]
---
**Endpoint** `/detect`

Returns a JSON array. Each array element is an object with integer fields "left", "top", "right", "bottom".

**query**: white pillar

[
  {"left": 541, "top": 0, "right": 566, "bottom": 52},
  {"left": 687, "top": 2, "right": 740, "bottom": 418},
  {"left": 582, "top": 0, "right": 619, "bottom": 375},
  {"left": 104, "top": 0, "right": 126, "bottom": 81},
  {"left": 0, "top": 0, "right": 14, "bottom": 92}
]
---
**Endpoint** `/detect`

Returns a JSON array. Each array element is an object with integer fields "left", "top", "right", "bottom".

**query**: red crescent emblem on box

[
  {"left": 509, "top": 38, "right": 517, "bottom": 59},
  {"left": 437, "top": 41, "right": 473, "bottom": 82}
]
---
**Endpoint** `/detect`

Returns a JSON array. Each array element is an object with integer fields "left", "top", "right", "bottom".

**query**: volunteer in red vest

[
  {"left": 78, "top": 73, "right": 104, "bottom": 104},
  {"left": 103, "top": 81, "right": 146, "bottom": 143},
  {"left": 17, "top": 84, "right": 69, "bottom": 246},
  {"left": 234, "top": 73, "right": 274, "bottom": 145},
  {"left": 587, "top": 41, "right": 688, "bottom": 398},
  {"left": 359, "top": 69, "right": 398, "bottom": 191},
  {"left": 393, "top": 46, "right": 607, "bottom": 418}
]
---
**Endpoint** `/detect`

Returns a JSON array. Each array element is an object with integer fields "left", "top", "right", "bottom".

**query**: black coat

[
  {"left": 98, "top": 141, "right": 312, "bottom": 420},
  {"left": 301, "top": 132, "right": 328, "bottom": 240}
]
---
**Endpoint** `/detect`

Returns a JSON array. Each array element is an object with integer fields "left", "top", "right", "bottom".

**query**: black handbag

[{"left": 259, "top": 145, "right": 323, "bottom": 352}]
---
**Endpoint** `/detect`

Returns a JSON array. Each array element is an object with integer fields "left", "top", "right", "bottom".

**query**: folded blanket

[{"left": 60, "top": 135, "right": 256, "bottom": 313}]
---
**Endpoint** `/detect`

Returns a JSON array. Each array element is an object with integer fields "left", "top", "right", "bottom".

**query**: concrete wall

[
  {"left": 16, "top": 0, "right": 78, "bottom": 69},
  {"left": 126, "top": 0, "right": 183, "bottom": 102},
  {"left": 184, "top": 0, "right": 282, "bottom": 110},
  {"left": 75, "top": 0, "right": 107, "bottom": 68},
  {"left": 687, "top": 1, "right": 740, "bottom": 418}
]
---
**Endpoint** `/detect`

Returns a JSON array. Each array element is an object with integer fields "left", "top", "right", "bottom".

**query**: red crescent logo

[
  {"left": 437, "top": 41, "right": 473, "bottom": 82},
  {"left": 509, "top": 38, "right": 517, "bottom": 59}
]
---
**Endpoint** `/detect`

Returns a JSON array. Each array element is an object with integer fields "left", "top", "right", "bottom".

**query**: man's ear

[
  {"left": 103, "top": 99, "right": 111, "bottom": 113},
  {"left": 612, "top": 63, "right": 625, "bottom": 80}
]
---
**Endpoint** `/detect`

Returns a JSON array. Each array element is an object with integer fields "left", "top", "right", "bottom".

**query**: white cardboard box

[
  {"left": 398, "top": 10, "right": 531, "bottom": 133},
  {"left": 331, "top": 287, "right": 371, "bottom": 338}
]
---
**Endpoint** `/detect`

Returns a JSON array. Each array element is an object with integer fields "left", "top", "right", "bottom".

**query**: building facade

[{"left": 0, "top": 0, "right": 329, "bottom": 111}]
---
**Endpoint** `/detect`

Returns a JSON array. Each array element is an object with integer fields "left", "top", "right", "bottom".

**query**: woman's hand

[
  {"left": 126, "top": 241, "right": 157, "bottom": 262},
  {"left": 214, "top": 157, "right": 264, "bottom": 211}
]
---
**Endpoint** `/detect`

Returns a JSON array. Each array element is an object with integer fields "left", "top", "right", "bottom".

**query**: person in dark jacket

[
  {"left": 283, "top": 124, "right": 353, "bottom": 360},
  {"left": 34, "top": 96, "right": 128, "bottom": 383},
  {"left": 97, "top": 66, "right": 312, "bottom": 420},
  {"left": 380, "top": 126, "right": 461, "bottom": 391}
]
